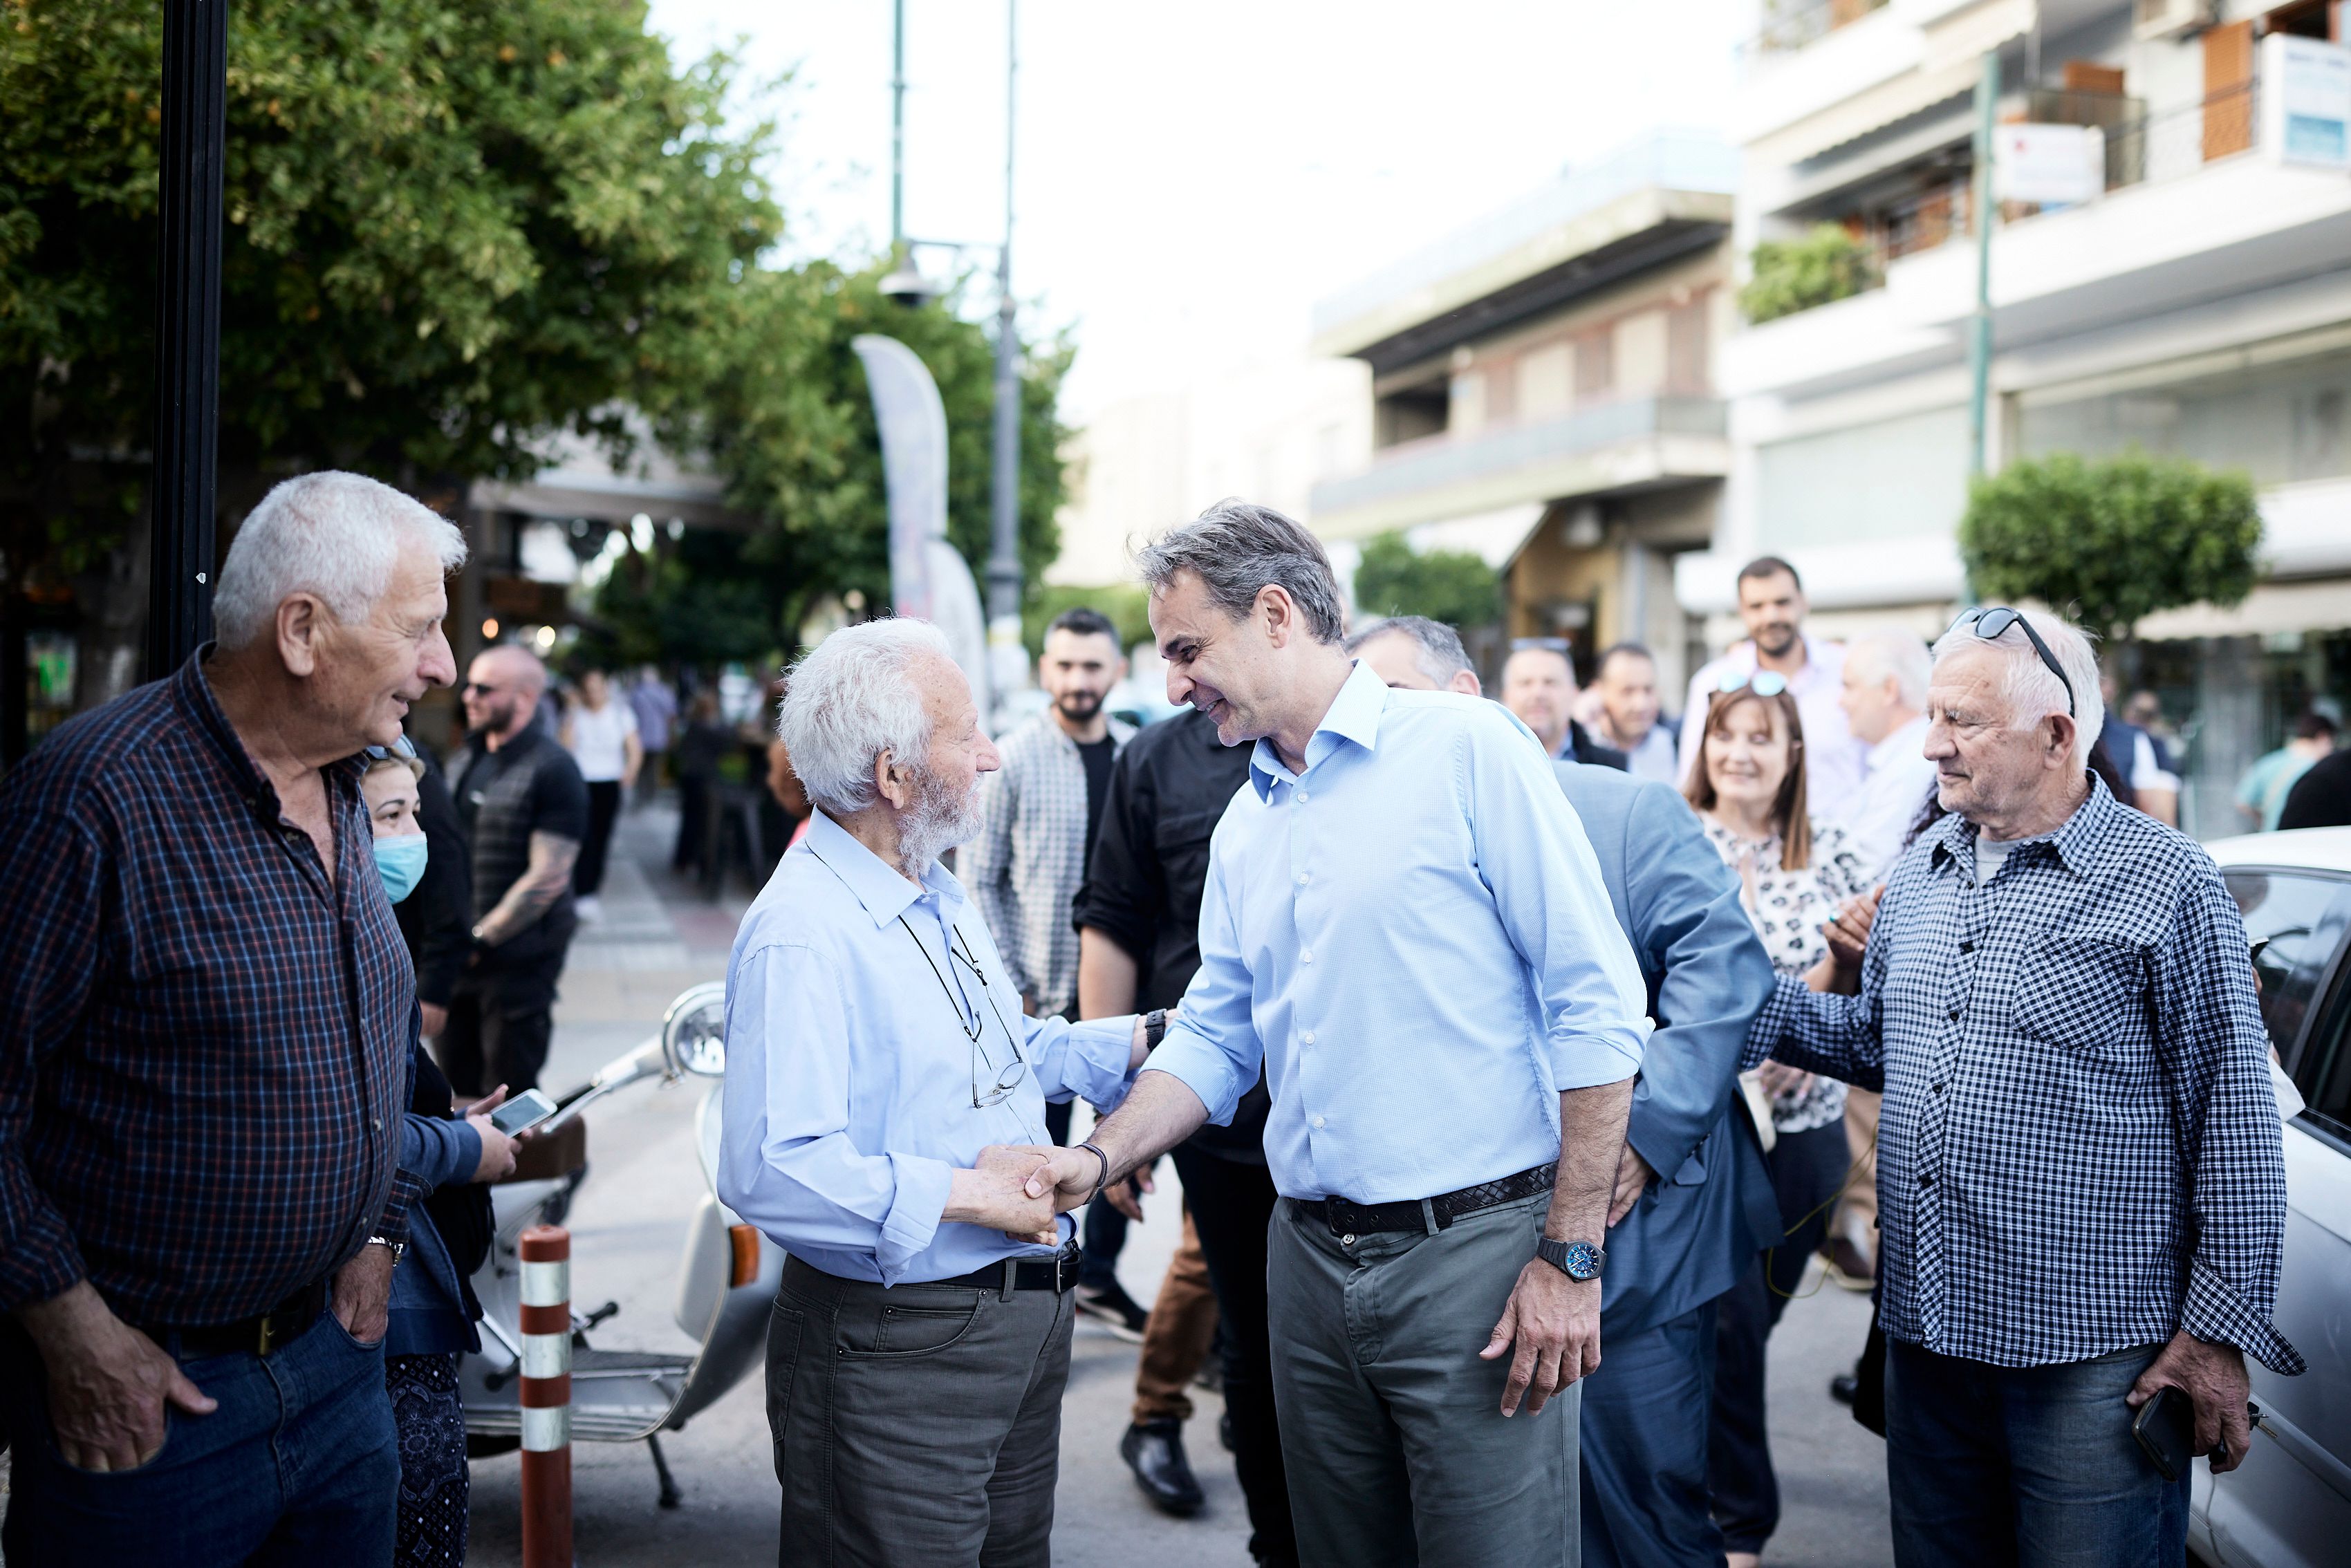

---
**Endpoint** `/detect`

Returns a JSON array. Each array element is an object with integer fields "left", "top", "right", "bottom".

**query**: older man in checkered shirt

[
  {"left": 1747, "top": 606, "right": 2301, "bottom": 1568},
  {"left": 967, "top": 606, "right": 1143, "bottom": 1329}
]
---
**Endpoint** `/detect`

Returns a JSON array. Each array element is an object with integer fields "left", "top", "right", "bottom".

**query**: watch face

[{"left": 1562, "top": 1240, "right": 1601, "bottom": 1280}]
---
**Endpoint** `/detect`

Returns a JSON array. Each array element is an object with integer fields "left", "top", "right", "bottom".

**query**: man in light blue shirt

[
  {"left": 1021, "top": 503, "right": 1651, "bottom": 1568},
  {"left": 718, "top": 618, "right": 1150, "bottom": 1567}
]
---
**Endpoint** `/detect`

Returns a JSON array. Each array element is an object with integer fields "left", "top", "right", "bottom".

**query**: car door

[{"left": 2206, "top": 868, "right": 2351, "bottom": 1568}]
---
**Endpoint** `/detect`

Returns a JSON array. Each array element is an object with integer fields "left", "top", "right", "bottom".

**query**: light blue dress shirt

[
  {"left": 716, "top": 809, "right": 1139, "bottom": 1287},
  {"left": 1147, "top": 662, "right": 1651, "bottom": 1206}
]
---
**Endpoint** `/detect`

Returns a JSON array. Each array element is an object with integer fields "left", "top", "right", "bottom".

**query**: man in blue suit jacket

[{"left": 1350, "top": 619, "right": 1777, "bottom": 1568}]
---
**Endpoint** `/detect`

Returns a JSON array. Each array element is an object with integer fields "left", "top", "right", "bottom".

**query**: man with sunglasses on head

[
  {"left": 716, "top": 618, "right": 1153, "bottom": 1568},
  {"left": 1679, "top": 557, "right": 1867, "bottom": 817},
  {"left": 442, "top": 644, "right": 588, "bottom": 1096},
  {"left": 1743, "top": 605, "right": 2302, "bottom": 1567}
]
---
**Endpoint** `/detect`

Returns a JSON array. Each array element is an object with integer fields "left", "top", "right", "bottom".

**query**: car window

[
  {"left": 2222, "top": 868, "right": 2351, "bottom": 1060},
  {"left": 2289, "top": 956, "right": 2351, "bottom": 1144}
]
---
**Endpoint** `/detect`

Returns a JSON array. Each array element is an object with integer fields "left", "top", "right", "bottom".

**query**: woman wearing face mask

[
  {"left": 1682, "top": 675, "right": 1870, "bottom": 1568},
  {"left": 364, "top": 753, "right": 520, "bottom": 1568}
]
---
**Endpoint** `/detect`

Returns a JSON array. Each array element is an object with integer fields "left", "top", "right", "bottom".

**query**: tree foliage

[
  {"left": 1739, "top": 224, "right": 1878, "bottom": 324},
  {"left": 3, "top": 0, "right": 1070, "bottom": 682},
  {"left": 1352, "top": 530, "right": 1499, "bottom": 631},
  {"left": 1959, "top": 451, "right": 2262, "bottom": 645}
]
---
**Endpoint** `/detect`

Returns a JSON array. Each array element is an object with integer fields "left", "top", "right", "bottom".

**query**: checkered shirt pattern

[
  {"left": 1747, "top": 775, "right": 2303, "bottom": 1374},
  {"left": 0, "top": 653, "right": 422, "bottom": 1325},
  {"left": 966, "top": 713, "right": 1132, "bottom": 1018}
]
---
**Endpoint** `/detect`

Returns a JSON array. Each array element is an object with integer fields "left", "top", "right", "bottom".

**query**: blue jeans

[
  {"left": 1, "top": 1307, "right": 400, "bottom": 1567},
  {"left": 1884, "top": 1336, "right": 2189, "bottom": 1568}
]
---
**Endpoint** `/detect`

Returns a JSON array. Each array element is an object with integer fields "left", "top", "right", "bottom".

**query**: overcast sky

[{"left": 643, "top": 1, "right": 1748, "bottom": 420}]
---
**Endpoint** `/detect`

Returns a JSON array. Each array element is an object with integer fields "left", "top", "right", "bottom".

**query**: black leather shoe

[
  {"left": 1120, "top": 1419, "right": 1205, "bottom": 1516},
  {"left": 1075, "top": 1280, "right": 1151, "bottom": 1342},
  {"left": 1830, "top": 1372, "right": 1859, "bottom": 1406}
]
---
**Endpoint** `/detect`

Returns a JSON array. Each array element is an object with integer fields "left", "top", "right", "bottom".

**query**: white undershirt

[{"left": 1975, "top": 832, "right": 2021, "bottom": 887}]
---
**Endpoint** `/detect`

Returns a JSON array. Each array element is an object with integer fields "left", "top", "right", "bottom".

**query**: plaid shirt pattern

[
  {"left": 1748, "top": 776, "right": 2303, "bottom": 1374},
  {"left": 0, "top": 653, "right": 420, "bottom": 1325},
  {"left": 967, "top": 713, "right": 1133, "bottom": 1017}
]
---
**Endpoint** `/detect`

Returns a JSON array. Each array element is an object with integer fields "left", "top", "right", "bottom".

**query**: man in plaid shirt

[
  {"left": 0, "top": 473, "right": 463, "bottom": 1565},
  {"left": 967, "top": 606, "right": 1142, "bottom": 1331},
  {"left": 1747, "top": 606, "right": 2301, "bottom": 1567}
]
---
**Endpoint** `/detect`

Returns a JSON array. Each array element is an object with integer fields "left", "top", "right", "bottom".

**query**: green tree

[
  {"left": 1958, "top": 450, "right": 2262, "bottom": 645},
  {"left": 1352, "top": 530, "right": 1498, "bottom": 631},
  {"left": 1739, "top": 225, "right": 1878, "bottom": 324},
  {"left": 1021, "top": 581, "right": 1151, "bottom": 660}
]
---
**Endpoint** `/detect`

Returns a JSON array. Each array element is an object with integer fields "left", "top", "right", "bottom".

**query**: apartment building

[
  {"left": 1305, "top": 130, "right": 1743, "bottom": 695},
  {"left": 1698, "top": 0, "right": 2351, "bottom": 834}
]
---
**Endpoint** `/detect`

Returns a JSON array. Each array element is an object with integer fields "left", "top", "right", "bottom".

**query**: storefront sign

[
  {"left": 2262, "top": 34, "right": 2351, "bottom": 170},
  {"left": 1994, "top": 123, "right": 2106, "bottom": 205}
]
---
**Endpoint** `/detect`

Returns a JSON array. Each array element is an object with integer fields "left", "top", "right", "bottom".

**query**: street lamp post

[
  {"left": 145, "top": 0, "right": 230, "bottom": 679},
  {"left": 983, "top": 1, "right": 1023, "bottom": 680}
]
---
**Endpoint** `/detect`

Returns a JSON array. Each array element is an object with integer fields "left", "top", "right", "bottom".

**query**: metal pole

[
  {"left": 517, "top": 1224, "right": 574, "bottom": 1568},
  {"left": 1967, "top": 47, "right": 2000, "bottom": 479},
  {"left": 145, "top": 0, "right": 228, "bottom": 680},
  {"left": 891, "top": 0, "right": 906, "bottom": 256},
  {"left": 984, "top": 0, "right": 1023, "bottom": 671}
]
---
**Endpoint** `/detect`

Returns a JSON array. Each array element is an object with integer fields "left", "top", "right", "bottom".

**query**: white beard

[{"left": 896, "top": 772, "right": 983, "bottom": 879}]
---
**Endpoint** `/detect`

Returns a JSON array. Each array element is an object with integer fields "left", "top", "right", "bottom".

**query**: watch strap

[{"left": 1143, "top": 1009, "right": 1167, "bottom": 1049}]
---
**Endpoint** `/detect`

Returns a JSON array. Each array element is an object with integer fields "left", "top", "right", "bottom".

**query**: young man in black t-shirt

[{"left": 443, "top": 646, "right": 590, "bottom": 1094}]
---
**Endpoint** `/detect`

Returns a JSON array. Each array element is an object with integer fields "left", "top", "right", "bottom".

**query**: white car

[{"left": 2197, "top": 828, "right": 2351, "bottom": 1568}]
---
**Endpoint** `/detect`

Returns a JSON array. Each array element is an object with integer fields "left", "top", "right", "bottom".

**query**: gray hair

[
  {"left": 1846, "top": 629, "right": 1932, "bottom": 711},
  {"left": 214, "top": 472, "right": 467, "bottom": 651},
  {"left": 1346, "top": 616, "right": 1471, "bottom": 685},
  {"left": 1135, "top": 499, "right": 1345, "bottom": 644},
  {"left": 777, "top": 618, "right": 956, "bottom": 816},
  {"left": 1931, "top": 608, "right": 2104, "bottom": 767}
]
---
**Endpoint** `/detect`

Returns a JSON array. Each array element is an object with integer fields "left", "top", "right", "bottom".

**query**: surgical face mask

[{"left": 373, "top": 831, "right": 429, "bottom": 904}]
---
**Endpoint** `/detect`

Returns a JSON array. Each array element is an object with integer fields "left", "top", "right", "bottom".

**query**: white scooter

[{"left": 458, "top": 982, "right": 779, "bottom": 1507}]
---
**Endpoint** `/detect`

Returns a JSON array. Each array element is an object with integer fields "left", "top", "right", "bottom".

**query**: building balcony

[{"left": 1307, "top": 395, "right": 1728, "bottom": 541}]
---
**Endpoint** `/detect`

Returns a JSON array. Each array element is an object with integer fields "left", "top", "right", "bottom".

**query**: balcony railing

[{"left": 1736, "top": 0, "right": 1890, "bottom": 67}]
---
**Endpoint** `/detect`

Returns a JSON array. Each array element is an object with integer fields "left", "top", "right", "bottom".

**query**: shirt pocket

[{"left": 2011, "top": 935, "right": 2149, "bottom": 1054}]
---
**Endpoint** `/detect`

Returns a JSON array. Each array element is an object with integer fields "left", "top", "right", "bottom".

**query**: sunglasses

[
  {"left": 1715, "top": 670, "right": 1789, "bottom": 698},
  {"left": 462, "top": 680, "right": 499, "bottom": 696},
  {"left": 1946, "top": 607, "right": 2076, "bottom": 716}
]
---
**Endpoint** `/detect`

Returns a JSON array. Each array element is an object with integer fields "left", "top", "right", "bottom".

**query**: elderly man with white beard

[{"left": 716, "top": 617, "right": 1155, "bottom": 1568}]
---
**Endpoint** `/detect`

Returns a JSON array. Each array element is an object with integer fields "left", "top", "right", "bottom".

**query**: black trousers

[
  {"left": 576, "top": 779, "right": 622, "bottom": 897},
  {"left": 1173, "top": 1143, "right": 1296, "bottom": 1567},
  {"left": 437, "top": 938, "right": 570, "bottom": 1094},
  {"left": 1043, "top": 1099, "right": 1128, "bottom": 1291},
  {"left": 1707, "top": 1119, "right": 1853, "bottom": 1554},
  {"left": 673, "top": 776, "right": 712, "bottom": 870}
]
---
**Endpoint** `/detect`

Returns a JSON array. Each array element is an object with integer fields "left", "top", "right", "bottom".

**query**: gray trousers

[
  {"left": 765, "top": 1256, "right": 1075, "bottom": 1567},
  {"left": 1268, "top": 1190, "right": 1580, "bottom": 1568}
]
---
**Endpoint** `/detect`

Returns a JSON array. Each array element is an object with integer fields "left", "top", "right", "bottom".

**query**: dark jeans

[
  {"left": 1709, "top": 1118, "right": 1850, "bottom": 1553},
  {"left": 1044, "top": 1096, "right": 1129, "bottom": 1292},
  {"left": 577, "top": 778, "right": 622, "bottom": 896},
  {"left": 1173, "top": 1143, "right": 1295, "bottom": 1567},
  {"left": 438, "top": 935, "right": 570, "bottom": 1094},
  {"left": 1, "top": 1307, "right": 399, "bottom": 1567},
  {"left": 1885, "top": 1338, "right": 2187, "bottom": 1568},
  {"left": 1580, "top": 1303, "right": 1722, "bottom": 1568}
]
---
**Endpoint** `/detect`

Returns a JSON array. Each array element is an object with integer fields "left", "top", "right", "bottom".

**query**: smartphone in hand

[{"left": 490, "top": 1088, "right": 558, "bottom": 1137}]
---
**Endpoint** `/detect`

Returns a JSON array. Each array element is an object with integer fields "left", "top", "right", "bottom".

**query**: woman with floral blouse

[{"left": 1684, "top": 673, "right": 1872, "bottom": 1568}]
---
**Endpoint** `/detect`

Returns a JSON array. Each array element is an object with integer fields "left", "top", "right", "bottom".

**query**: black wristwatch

[
  {"left": 1142, "top": 1008, "right": 1168, "bottom": 1049},
  {"left": 1536, "top": 1237, "right": 1604, "bottom": 1282}
]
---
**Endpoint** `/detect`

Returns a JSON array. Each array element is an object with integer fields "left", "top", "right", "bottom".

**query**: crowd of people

[{"left": 0, "top": 475, "right": 2305, "bottom": 1568}]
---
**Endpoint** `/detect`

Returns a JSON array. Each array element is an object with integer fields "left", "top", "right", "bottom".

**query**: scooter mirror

[{"left": 662, "top": 981, "right": 730, "bottom": 1079}]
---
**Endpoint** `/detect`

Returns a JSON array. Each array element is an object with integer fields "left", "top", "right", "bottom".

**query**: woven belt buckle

[{"left": 255, "top": 1312, "right": 279, "bottom": 1357}]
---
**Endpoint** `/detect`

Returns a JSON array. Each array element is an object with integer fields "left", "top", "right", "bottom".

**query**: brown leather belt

[{"left": 1292, "top": 1162, "right": 1556, "bottom": 1238}]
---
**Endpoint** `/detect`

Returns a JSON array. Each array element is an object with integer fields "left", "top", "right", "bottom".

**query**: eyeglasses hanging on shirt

[{"left": 898, "top": 915, "right": 1029, "bottom": 1108}]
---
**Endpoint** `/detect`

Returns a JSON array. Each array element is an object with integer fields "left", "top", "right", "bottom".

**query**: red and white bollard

[{"left": 518, "top": 1224, "right": 574, "bottom": 1568}]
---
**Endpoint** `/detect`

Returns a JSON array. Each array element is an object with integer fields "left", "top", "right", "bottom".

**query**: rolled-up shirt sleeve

[
  {"left": 1467, "top": 717, "right": 1651, "bottom": 1089},
  {"left": 1027, "top": 1012, "right": 1140, "bottom": 1112},
  {"left": 716, "top": 940, "right": 954, "bottom": 1285},
  {"left": 1145, "top": 845, "right": 1262, "bottom": 1126}
]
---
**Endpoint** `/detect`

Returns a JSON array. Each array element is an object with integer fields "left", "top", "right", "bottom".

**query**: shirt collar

[
  {"left": 1868, "top": 713, "right": 1931, "bottom": 773},
  {"left": 176, "top": 645, "right": 371, "bottom": 816},
  {"left": 1926, "top": 772, "right": 2112, "bottom": 879},
  {"left": 1247, "top": 660, "right": 1387, "bottom": 799},
  {"left": 803, "top": 807, "right": 966, "bottom": 928}
]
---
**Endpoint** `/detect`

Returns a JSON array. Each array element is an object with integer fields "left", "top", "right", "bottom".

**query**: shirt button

[
  {"left": 1341, "top": 1233, "right": 1357, "bottom": 1247},
  {"left": 1931, "top": 1082, "right": 1946, "bottom": 1095},
  {"left": 1919, "top": 1175, "right": 1935, "bottom": 1189},
  {"left": 1312, "top": 1115, "right": 1326, "bottom": 1130},
  {"left": 1297, "top": 872, "right": 1310, "bottom": 886},
  {"left": 1959, "top": 941, "right": 1975, "bottom": 954},
  {"left": 1297, "top": 790, "right": 1310, "bottom": 803},
  {"left": 371, "top": 1117, "right": 382, "bottom": 1132},
  {"left": 1302, "top": 1030, "right": 1317, "bottom": 1045},
  {"left": 1946, "top": 1008, "right": 1960, "bottom": 1020},
  {"left": 1301, "top": 949, "right": 1314, "bottom": 964}
]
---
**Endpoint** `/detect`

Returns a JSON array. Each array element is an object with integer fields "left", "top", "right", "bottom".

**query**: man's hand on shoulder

[{"left": 17, "top": 1280, "right": 218, "bottom": 1471}]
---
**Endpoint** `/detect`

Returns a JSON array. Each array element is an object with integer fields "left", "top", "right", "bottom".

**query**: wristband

[{"left": 1077, "top": 1141, "right": 1111, "bottom": 1206}]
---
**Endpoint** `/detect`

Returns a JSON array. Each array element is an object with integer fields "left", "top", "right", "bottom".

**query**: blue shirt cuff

[
  {"left": 1144, "top": 1025, "right": 1243, "bottom": 1126},
  {"left": 877, "top": 1154, "right": 954, "bottom": 1287},
  {"left": 1544, "top": 1025, "right": 1647, "bottom": 1092}
]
